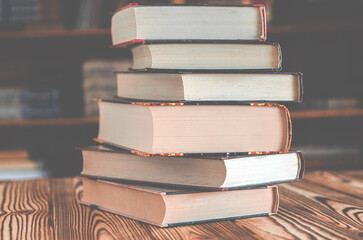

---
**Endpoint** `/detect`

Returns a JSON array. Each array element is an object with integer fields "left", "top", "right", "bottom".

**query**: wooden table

[{"left": 0, "top": 170, "right": 362, "bottom": 239}]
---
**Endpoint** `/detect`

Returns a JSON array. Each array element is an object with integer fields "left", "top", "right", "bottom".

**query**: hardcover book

[
  {"left": 79, "top": 177, "right": 279, "bottom": 227},
  {"left": 80, "top": 146, "right": 304, "bottom": 189},
  {"left": 116, "top": 72, "right": 303, "bottom": 102},
  {"left": 111, "top": 3, "right": 267, "bottom": 46},
  {"left": 130, "top": 43, "right": 281, "bottom": 71},
  {"left": 96, "top": 98, "right": 292, "bottom": 155}
]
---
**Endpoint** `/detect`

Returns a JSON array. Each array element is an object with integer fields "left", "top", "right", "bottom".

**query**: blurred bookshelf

[
  {"left": 0, "top": 28, "right": 110, "bottom": 39},
  {"left": 0, "top": 117, "right": 98, "bottom": 127},
  {"left": 291, "top": 109, "right": 363, "bottom": 119},
  {"left": 2, "top": 23, "right": 363, "bottom": 39},
  {"left": 0, "top": 0, "right": 362, "bottom": 177},
  {"left": 0, "top": 109, "right": 363, "bottom": 128},
  {"left": 269, "top": 24, "right": 363, "bottom": 34}
]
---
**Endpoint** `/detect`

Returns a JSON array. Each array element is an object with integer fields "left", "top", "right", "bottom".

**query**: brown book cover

[{"left": 79, "top": 177, "right": 279, "bottom": 227}]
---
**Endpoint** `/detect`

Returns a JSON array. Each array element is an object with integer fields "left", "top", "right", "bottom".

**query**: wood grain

[
  {"left": 235, "top": 171, "right": 363, "bottom": 240},
  {"left": 0, "top": 179, "right": 53, "bottom": 240},
  {"left": 0, "top": 170, "right": 362, "bottom": 239}
]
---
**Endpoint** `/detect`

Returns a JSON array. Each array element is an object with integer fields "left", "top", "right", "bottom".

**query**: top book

[{"left": 111, "top": 4, "right": 266, "bottom": 46}]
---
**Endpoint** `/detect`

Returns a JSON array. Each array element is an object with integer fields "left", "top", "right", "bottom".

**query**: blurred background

[{"left": 0, "top": 0, "right": 362, "bottom": 179}]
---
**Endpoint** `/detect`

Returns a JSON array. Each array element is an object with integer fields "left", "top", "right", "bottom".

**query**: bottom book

[{"left": 79, "top": 177, "right": 279, "bottom": 227}]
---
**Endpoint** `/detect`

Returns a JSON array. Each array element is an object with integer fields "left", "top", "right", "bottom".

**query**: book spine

[
  {"left": 297, "top": 151, "right": 305, "bottom": 180},
  {"left": 298, "top": 73, "right": 304, "bottom": 103},
  {"left": 254, "top": 4, "right": 267, "bottom": 42},
  {"left": 276, "top": 43, "right": 282, "bottom": 71},
  {"left": 21, "top": 105, "right": 60, "bottom": 119},
  {"left": 271, "top": 185, "right": 279, "bottom": 215}
]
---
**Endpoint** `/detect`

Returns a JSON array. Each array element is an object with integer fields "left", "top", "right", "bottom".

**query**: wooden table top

[{"left": 0, "top": 170, "right": 362, "bottom": 239}]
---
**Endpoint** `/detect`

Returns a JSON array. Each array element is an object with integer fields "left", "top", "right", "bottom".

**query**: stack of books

[{"left": 78, "top": 3, "right": 304, "bottom": 227}]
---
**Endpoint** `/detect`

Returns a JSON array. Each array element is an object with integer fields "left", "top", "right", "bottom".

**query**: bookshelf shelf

[
  {"left": 0, "top": 109, "right": 362, "bottom": 128},
  {"left": 268, "top": 24, "right": 363, "bottom": 34},
  {"left": 0, "top": 117, "right": 98, "bottom": 127},
  {"left": 0, "top": 23, "right": 362, "bottom": 40},
  {"left": 291, "top": 109, "right": 363, "bottom": 119},
  {"left": 0, "top": 28, "right": 110, "bottom": 39}
]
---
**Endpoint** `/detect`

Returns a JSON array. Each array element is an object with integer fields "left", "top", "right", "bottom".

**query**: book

[
  {"left": 0, "top": 149, "right": 35, "bottom": 170},
  {"left": 130, "top": 43, "right": 281, "bottom": 71},
  {"left": 20, "top": 88, "right": 59, "bottom": 106},
  {"left": 21, "top": 105, "right": 60, "bottom": 119},
  {"left": 96, "top": 99, "right": 292, "bottom": 155},
  {"left": 20, "top": 88, "right": 61, "bottom": 119},
  {"left": 0, "top": 169, "right": 47, "bottom": 181},
  {"left": 79, "top": 177, "right": 279, "bottom": 227},
  {"left": 111, "top": 4, "right": 266, "bottom": 46},
  {"left": 80, "top": 146, "right": 304, "bottom": 189},
  {"left": 0, "top": 88, "right": 23, "bottom": 105},
  {"left": 0, "top": 88, "right": 60, "bottom": 119},
  {"left": 75, "top": 0, "right": 117, "bottom": 29},
  {"left": 116, "top": 72, "right": 303, "bottom": 102},
  {"left": 0, "top": 149, "right": 29, "bottom": 159},
  {"left": 82, "top": 59, "right": 132, "bottom": 117},
  {"left": 0, "top": 149, "right": 47, "bottom": 181},
  {"left": 0, "top": 106, "right": 22, "bottom": 119}
]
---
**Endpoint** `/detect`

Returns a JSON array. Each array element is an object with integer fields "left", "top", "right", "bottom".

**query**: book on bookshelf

[
  {"left": 75, "top": 0, "right": 117, "bottom": 29},
  {"left": 116, "top": 72, "right": 302, "bottom": 102},
  {"left": 111, "top": 4, "right": 266, "bottom": 46},
  {"left": 0, "top": 88, "right": 23, "bottom": 105},
  {"left": 130, "top": 43, "right": 281, "bottom": 71},
  {"left": 0, "top": 0, "right": 64, "bottom": 30},
  {"left": 79, "top": 177, "right": 279, "bottom": 227},
  {"left": 96, "top": 99, "right": 291, "bottom": 155},
  {"left": 81, "top": 146, "right": 304, "bottom": 189},
  {"left": 82, "top": 59, "right": 132, "bottom": 117},
  {"left": 0, "top": 88, "right": 60, "bottom": 119},
  {"left": 20, "top": 88, "right": 61, "bottom": 119},
  {"left": 0, "top": 149, "right": 47, "bottom": 180}
]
